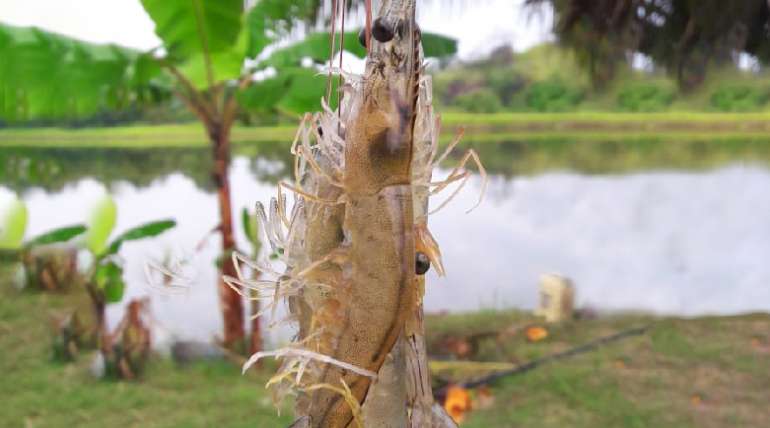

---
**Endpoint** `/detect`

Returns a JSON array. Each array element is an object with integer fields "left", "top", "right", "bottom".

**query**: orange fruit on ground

[
  {"left": 444, "top": 385, "right": 472, "bottom": 424},
  {"left": 525, "top": 326, "right": 549, "bottom": 342}
]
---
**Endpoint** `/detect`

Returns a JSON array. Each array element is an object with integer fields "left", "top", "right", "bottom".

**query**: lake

[{"left": 2, "top": 139, "right": 769, "bottom": 346}]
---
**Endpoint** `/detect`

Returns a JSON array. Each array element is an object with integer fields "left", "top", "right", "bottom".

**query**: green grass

[
  {"left": 0, "top": 282, "right": 293, "bottom": 428},
  {"left": 442, "top": 111, "right": 770, "bottom": 124},
  {"left": 3, "top": 112, "right": 770, "bottom": 148},
  {"left": 0, "top": 123, "right": 297, "bottom": 148},
  {"left": 426, "top": 311, "right": 770, "bottom": 428},
  {"left": 2, "top": 276, "right": 769, "bottom": 427}
]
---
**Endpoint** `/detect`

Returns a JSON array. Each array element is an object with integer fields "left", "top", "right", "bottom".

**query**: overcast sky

[{"left": 0, "top": 0, "right": 553, "bottom": 60}]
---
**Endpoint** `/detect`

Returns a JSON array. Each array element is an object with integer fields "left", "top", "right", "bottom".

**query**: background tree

[
  {"left": 0, "top": 24, "right": 164, "bottom": 125},
  {"left": 527, "top": 0, "right": 770, "bottom": 89}
]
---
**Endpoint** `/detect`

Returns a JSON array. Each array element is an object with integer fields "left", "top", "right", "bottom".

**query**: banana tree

[
  {"left": 0, "top": 192, "right": 87, "bottom": 291},
  {"left": 0, "top": 23, "right": 164, "bottom": 124},
  {"left": 83, "top": 194, "right": 176, "bottom": 356},
  {"left": 137, "top": 0, "right": 312, "bottom": 350},
  {"left": 138, "top": 0, "right": 457, "bottom": 351}
]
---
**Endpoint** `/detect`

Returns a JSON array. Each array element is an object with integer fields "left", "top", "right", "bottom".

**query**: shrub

[
  {"left": 525, "top": 79, "right": 583, "bottom": 112},
  {"left": 455, "top": 88, "right": 503, "bottom": 113},
  {"left": 486, "top": 69, "right": 526, "bottom": 106},
  {"left": 617, "top": 83, "right": 676, "bottom": 112},
  {"left": 710, "top": 85, "right": 770, "bottom": 112}
]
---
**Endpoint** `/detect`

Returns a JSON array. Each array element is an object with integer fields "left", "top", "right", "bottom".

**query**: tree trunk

[{"left": 209, "top": 122, "right": 245, "bottom": 349}]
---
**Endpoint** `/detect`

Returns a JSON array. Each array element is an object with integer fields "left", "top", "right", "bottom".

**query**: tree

[
  {"left": 0, "top": 24, "right": 163, "bottom": 125},
  {"left": 527, "top": 0, "right": 770, "bottom": 89}
]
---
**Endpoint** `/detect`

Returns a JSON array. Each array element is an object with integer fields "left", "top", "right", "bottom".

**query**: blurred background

[{"left": 1, "top": 0, "right": 769, "bottom": 427}]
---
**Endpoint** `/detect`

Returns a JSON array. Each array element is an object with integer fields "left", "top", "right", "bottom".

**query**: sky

[{"left": 0, "top": 0, "right": 553, "bottom": 60}]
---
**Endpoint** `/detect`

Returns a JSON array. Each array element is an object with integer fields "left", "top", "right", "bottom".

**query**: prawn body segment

[{"left": 310, "top": 185, "right": 418, "bottom": 427}]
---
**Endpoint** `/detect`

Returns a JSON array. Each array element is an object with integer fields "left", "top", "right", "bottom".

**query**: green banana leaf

[
  {"left": 0, "top": 195, "right": 27, "bottom": 250},
  {"left": 25, "top": 225, "right": 87, "bottom": 248},
  {"left": 104, "top": 219, "right": 176, "bottom": 256},
  {"left": 95, "top": 261, "right": 125, "bottom": 303},
  {"left": 86, "top": 195, "right": 117, "bottom": 255}
]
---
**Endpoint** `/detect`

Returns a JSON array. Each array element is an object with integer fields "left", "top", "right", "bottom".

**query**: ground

[
  {"left": 2, "top": 280, "right": 768, "bottom": 428},
  {"left": 0, "top": 282, "right": 292, "bottom": 428},
  {"left": 426, "top": 310, "right": 770, "bottom": 428}
]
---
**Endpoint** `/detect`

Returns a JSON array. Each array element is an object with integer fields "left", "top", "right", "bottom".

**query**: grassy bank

[
  {"left": 425, "top": 310, "right": 770, "bottom": 427},
  {"left": 0, "top": 283, "right": 293, "bottom": 427},
  {"left": 2, "top": 112, "right": 770, "bottom": 148},
  {"left": 2, "top": 280, "right": 769, "bottom": 427}
]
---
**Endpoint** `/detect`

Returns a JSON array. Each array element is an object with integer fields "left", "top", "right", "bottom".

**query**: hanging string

[
  {"left": 324, "top": 0, "right": 340, "bottom": 104},
  {"left": 337, "top": 0, "right": 348, "bottom": 116}
]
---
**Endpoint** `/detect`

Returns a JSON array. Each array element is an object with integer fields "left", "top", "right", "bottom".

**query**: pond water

[{"left": 2, "top": 140, "right": 769, "bottom": 346}]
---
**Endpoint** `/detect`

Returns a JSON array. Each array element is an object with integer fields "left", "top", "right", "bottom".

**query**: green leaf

[
  {"left": 0, "top": 195, "right": 27, "bottom": 250},
  {"left": 140, "top": 0, "right": 243, "bottom": 60},
  {"left": 141, "top": 0, "right": 245, "bottom": 87},
  {"left": 25, "top": 224, "right": 87, "bottom": 248},
  {"left": 130, "top": 53, "right": 162, "bottom": 87},
  {"left": 264, "top": 31, "right": 364, "bottom": 68},
  {"left": 179, "top": 31, "right": 247, "bottom": 88},
  {"left": 0, "top": 23, "right": 140, "bottom": 123},
  {"left": 105, "top": 219, "right": 176, "bottom": 256},
  {"left": 104, "top": 276, "right": 126, "bottom": 303},
  {"left": 95, "top": 261, "right": 120, "bottom": 288},
  {"left": 241, "top": 66, "right": 340, "bottom": 115},
  {"left": 179, "top": 51, "right": 244, "bottom": 89},
  {"left": 237, "top": 72, "right": 292, "bottom": 112},
  {"left": 86, "top": 195, "right": 117, "bottom": 255},
  {"left": 142, "top": 0, "right": 243, "bottom": 88},
  {"left": 241, "top": 207, "right": 260, "bottom": 248},
  {"left": 421, "top": 32, "right": 459, "bottom": 58},
  {"left": 95, "top": 261, "right": 125, "bottom": 303},
  {"left": 263, "top": 30, "right": 457, "bottom": 68},
  {"left": 276, "top": 67, "right": 331, "bottom": 115},
  {"left": 245, "top": 0, "right": 317, "bottom": 58}
]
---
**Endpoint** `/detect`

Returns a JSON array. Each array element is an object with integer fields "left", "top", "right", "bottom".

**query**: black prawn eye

[
  {"left": 357, "top": 27, "right": 368, "bottom": 48},
  {"left": 415, "top": 252, "right": 430, "bottom": 275},
  {"left": 372, "top": 17, "right": 395, "bottom": 43}
]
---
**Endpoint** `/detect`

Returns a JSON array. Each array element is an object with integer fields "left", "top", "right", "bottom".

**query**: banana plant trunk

[{"left": 208, "top": 121, "right": 245, "bottom": 349}]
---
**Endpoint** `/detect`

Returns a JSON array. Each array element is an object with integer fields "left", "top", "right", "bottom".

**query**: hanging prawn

[{"left": 225, "top": 1, "right": 486, "bottom": 427}]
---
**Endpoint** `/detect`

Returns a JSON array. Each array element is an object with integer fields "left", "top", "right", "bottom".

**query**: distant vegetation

[
  {"left": 433, "top": 43, "right": 770, "bottom": 114},
  {"left": 526, "top": 0, "right": 770, "bottom": 90}
]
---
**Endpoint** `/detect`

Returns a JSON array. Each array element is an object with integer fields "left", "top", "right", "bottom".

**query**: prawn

[{"left": 230, "top": 1, "right": 486, "bottom": 427}]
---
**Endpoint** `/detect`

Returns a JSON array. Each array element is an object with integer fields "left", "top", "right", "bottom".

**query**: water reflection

[
  {"left": 2, "top": 140, "right": 769, "bottom": 344},
  {"left": 426, "top": 166, "right": 770, "bottom": 317},
  {"left": 0, "top": 141, "right": 296, "bottom": 193},
  {"left": 4, "top": 138, "right": 770, "bottom": 193}
]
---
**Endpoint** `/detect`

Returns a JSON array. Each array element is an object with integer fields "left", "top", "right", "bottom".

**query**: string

[
  {"left": 325, "top": 0, "right": 340, "bottom": 104},
  {"left": 337, "top": 0, "right": 347, "bottom": 115}
]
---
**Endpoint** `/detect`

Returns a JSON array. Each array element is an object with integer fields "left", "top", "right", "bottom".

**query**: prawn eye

[
  {"left": 357, "top": 28, "right": 367, "bottom": 48},
  {"left": 372, "top": 17, "right": 395, "bottom": 43},
  {"left": 415, "top": 252, "right": 430, "bottom": 275}
]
